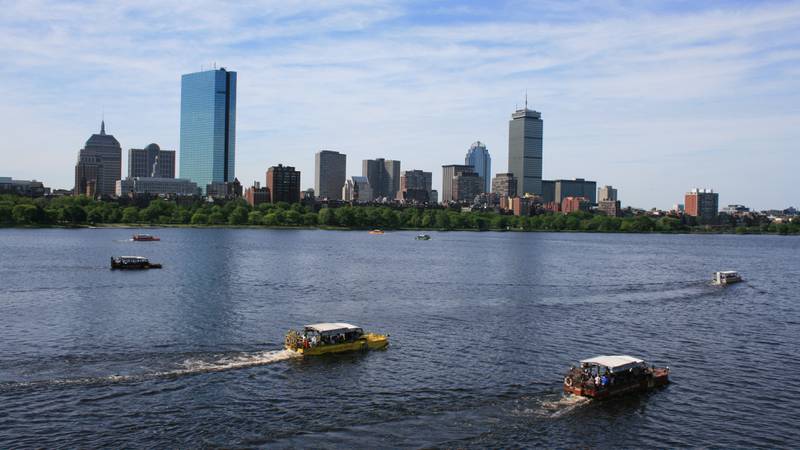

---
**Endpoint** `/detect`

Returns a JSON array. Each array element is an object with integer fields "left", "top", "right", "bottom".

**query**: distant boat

[
  {"left": 132, "top": 234, "right": 160, "bottom": 241},
  {"left": 110, "top": 256, "right": 162, "bottom": 270},
  {"left": 714, "top": 271, "right": 742, "bottom": 285},
  {"left": 415, "top": 234, "right": 431, "bottom": 240},
  {"left": 368, "top": 229, "right": 384, "bottom": 235}
]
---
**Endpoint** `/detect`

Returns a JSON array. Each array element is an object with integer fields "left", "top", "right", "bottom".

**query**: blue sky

[{"left": 1, "top": 0, "right": 798, "bottom": 209}]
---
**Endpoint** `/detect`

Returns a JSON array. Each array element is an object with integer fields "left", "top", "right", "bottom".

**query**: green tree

[
  {"left": 318, "top": 208, "right": 334, "bottom": 226},
  {"left": 12, "top": 204, "right": 39, "bottom": 224},
  {"left": 121, "top": 207, "right": 140, "bottom": 223},
  {"left": 228, "top": 206, "right": 248, "bottom": 225},
  {"left": 0, "top": 205, "right": 12, "bottom": 224},
  {"left": 190, "top": 212, "right": 208, "bottom": 225},
  {"left": 61, "top": 204, "right": 87, "bottom": 224},
  {"left": 248, "top": 211, "right": 264, "bottom": 225}
]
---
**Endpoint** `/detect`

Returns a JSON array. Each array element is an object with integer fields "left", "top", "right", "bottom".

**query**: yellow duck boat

[{"left": 285, "top": 323, "right": 389, "bottom": 356}]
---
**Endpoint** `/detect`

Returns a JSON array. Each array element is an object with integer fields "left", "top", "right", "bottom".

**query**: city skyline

[{"left": 2, "top": 1, "right": 799, "bottom": 209}]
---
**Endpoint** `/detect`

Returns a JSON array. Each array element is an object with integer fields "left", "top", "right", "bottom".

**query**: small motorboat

[
  {"left": 563, "top": 355, "right": 669, "bottom": 399},
  {"left": 368, "top": 229, "right": 384, "bottom": 235},
  {"left": 415, "top": 234, "right": 431, "bottom": 240},
  {"left": 714, "top": 271, "right": 742, "bottom": 285},
  {"left": 285, "top": 323, "right": 389, "bottom": 356},
  {"left": 110, "top": 256, "right": 162, "bottom": 270},
  {"left": 132, "top": 234, "right": 160, "bottom": 241}
]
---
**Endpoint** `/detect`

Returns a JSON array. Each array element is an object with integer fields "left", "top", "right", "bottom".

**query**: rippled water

[{"left": 0, "top": 228, "right": 798, "bottom": 447}]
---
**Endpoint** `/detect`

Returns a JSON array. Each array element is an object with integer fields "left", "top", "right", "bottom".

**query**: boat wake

[
  {"left": 0, "top": 349, "right": 301, "bottom": 392},
  {"left": 511, "top": 393, "right": 590, "bottom": 419}
]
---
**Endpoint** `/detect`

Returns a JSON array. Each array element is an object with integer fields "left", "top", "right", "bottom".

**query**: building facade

[
  {"left": 362, "top": 158, "right": 400, "bottom": 200},
  {"left": 245, "top": 182, "right": 270, "bottom": 207},
  {"left": 116, "top": 177, "right": 198, "bottom": 196},
  {"left": 398, "top": 169, "right": 433, "bottom": 203},
  {"left": 442, "top": 164, "right": 477, "bottom": 203},
  {"left": 0, "top": 177, "right": 48, "bottom": 197},
  {"left": 74, "top": 121, "right": 121, "bottom": 197},
  {"left": 267, "top": 165, "right": 300, "bottom": 204},
  {"left": 128, "top": 143, "right": 176, "bottom": 178},
  {"left": 179, "top": 68, "right": 237, "bottom": 194},
  {"left": 342, "top": 176, "right": 373, "bottom": 203},
  {"left": 562, "top": 196, "right": 591, "bottom": 214},
  {"left": 315, "top": 150, "right": 346, "bottom": 200},
  {"left": 685, "top": 188, "right": 719, "bottom": 219},
  {"left": 465, "top": 141, "right": 491, "bottom": 193},
  {"left": 597, "top": 200, "right": 622, "bottom": 217},
  {"left": 543, "top": 178, "right": 597, "bottom": 204},
  {"left": 491, "top": 173, "right": 517, "bottom": 199},
  {"left": 507, "top": 107, "right": 543, "bottom": 196},
  {"left": 453, "top": 171, "right": 483, "bottom": 203},
  {"left": 598, "top": 185, "right": 618, "bottom": 202}
]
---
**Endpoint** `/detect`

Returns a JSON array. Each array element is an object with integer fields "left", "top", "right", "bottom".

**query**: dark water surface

[{"left": 1, "top": 228, "right": 799, "bottom": 448}]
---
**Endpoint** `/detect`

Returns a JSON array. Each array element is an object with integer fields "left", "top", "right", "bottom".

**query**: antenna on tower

[{"left": 525, "top": 89, "right": 528, "bottom": 110}]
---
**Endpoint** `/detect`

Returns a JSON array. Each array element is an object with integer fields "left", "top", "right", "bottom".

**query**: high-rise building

[
  {"left": 441, "top": 165, "right": 472, "bottom": 203},
  {"left": 74, "top": 121, "right": 121, "bottom": 197},
  {"left": 598, "top": 185, "right": 618, "bottom": 202},
  {"left": 507, "top": 105, "right": 543, "bottom": 196},
  {"left": 491, "top": 173, "right": 517, "bottom": 199},
  {"left": 398, "top": 170, "right": 433, "bottom": 203},
  {"left": 128, "top": 143, "right": 176, "bottom": 178},
  {"left": 342, "top": 176, "right": 373, "bottom": 203},
  {"left": 179, "top": 68, "right": 237, "bottom": 194},
  {"left": 315, "top": 150, "right": 346, "bottom": 200},
  {"left": 562, "top": 196, "right": 591, "bottom": 214},
  {"left": 267, "top": 164, "right": 300, "bottom": 204},
  {"left": 542, "top": 178, "right": 597, "bottom": 204},
  {"left": 685, "top": 188, "right": 719, "bottom": 219},
  {"left": 597, "top": 200, "right": 622, "bottom": 217},
  {"left": 362, "top": 158, "right": 400, "bottom": 200},
  {"left": 465, "top": 141, "right": 491, "bottom": 193}
]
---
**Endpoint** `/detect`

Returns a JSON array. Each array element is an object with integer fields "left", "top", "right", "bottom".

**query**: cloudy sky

[{"left": 1, "top": 0, "right": 798, "bottom": 209}]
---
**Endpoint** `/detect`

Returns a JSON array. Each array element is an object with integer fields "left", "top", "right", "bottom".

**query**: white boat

[{"left": 714, "top": 271, "right": 742, "bottom": 285}]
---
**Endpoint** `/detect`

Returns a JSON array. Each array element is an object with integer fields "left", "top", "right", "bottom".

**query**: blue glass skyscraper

[
  {"left": 465, "top": 141, "right": 491, "bottom": 193},
  {"left": 179, "top": 68, "right": 237, "bottom": 193}
]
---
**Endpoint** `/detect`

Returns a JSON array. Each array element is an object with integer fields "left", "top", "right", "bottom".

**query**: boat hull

[
  {"left": 111, "top": 263, "right": 162, "bottom": 270},
  {"left": 564, "top": 368, "right": 669, "bottom": 399},
  {"left": 287, "top": 333, "right": 388, "bottom": 356}
]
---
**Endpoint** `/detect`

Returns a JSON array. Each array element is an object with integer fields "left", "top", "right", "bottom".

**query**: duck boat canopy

[
  {"left": 714, "top": 271, "right": 742, "bottom": 285},
  {"left": 304, "top": 323, "right": 363, "bottom": 335},
  {"left": 580, "top": 355, "right": 645, "bottom": 373}
]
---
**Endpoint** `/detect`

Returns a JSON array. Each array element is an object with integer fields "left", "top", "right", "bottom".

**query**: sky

[{"left": 1, "top": 0, "right": 798, "bottom": 210}]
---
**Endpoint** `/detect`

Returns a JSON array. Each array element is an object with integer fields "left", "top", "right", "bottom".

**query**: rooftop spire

[
  {"left": 525, "top": 89, "right": 528, "bottom": 110},
  {"left": 100, "top": 120, "right": 106, "bottom": 135}
]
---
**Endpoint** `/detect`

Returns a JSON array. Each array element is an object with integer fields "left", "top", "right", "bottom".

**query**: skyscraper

[
  {"left": 465, "top": 141, "right": 491, "bottom": 193},
  {"left": 315, "top": 150, "right": 346, "bottom": 200},
  {"left": 74, "top": 121, "right": 121, "bottom": 197},
  {"left": 398, "top": 170, "right": 433, "bottom": 203},
  {"left": 507, "top": 105, "right": 543, "bottom": 196},
  {"left": 179, "top": 68, "right": 237, "bottom": 194},
  {"left": 128, "top": 143, "right": 175, "bottom": 178},
  {"left": 491, "top": 173, "right": 517, "bottom": 199},
  {"left": 362, "top": 158, "right": 400, "bottom": 200},
  {"left": 685, "top": 188, "right": 719, "bottom": 219},
  {"left": 598, "top": 185, "right": 618, "bottom": 202}
]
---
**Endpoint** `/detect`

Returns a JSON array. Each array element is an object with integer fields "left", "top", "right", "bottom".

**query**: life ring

[{"left": 564, "top": 377, "right": 573, "bottom": 387}]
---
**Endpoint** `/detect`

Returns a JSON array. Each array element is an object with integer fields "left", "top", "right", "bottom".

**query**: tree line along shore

[{"left": 1, "top": 195, "right": 798, "bottom": 235}]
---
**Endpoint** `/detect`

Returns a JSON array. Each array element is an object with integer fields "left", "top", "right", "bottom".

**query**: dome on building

[{"left": 145, "top": 143, "right": 161, "bottom": 152}]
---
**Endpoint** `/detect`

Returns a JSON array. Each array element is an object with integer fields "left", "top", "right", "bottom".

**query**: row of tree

[{"left": 1, "top": 194, "right": 799, "bottom": 234}]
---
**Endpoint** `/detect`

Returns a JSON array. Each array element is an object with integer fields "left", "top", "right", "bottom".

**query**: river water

[{"left": 0, "top": 228, "right": 798, "bottom": 447}]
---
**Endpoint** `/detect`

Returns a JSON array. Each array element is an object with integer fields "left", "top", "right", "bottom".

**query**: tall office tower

[
  {"left": 598, "top": 185, "right": 618, "bottom": 202},
  {"left": 685, "top": 188, "right": 719, "bottom": 219},
  {"left": 128, "top": 143, "right": 176, "bottom": 178},
  {"left": 266, "top": 164, "right": 301, "bottom": 204},
  {"left": 362, "top": 158, "right": 400, "bottom": 200},
  {"left": 442, "top": 164, "right": 483, "bottom": 203},
  {"left": 507, "top": 105, "right": 543, "bottom": 196},
  {"left": 491, "top": 173, "right": 518, "bottom": 198},
  {"left": 179, "top": 67, "right": 237, "bottom": 194},
  {"left": 74, "top": 121, "right": 121, "bottom": 197},
  {"left": 315, "top": 150, "right": 346, "bottom": 200},
  {"left": 398, "top": 170, "right": 433, "bottom": 203},
  {"left": 465, "top": 141, "right": 491, "bottom": 193}
]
